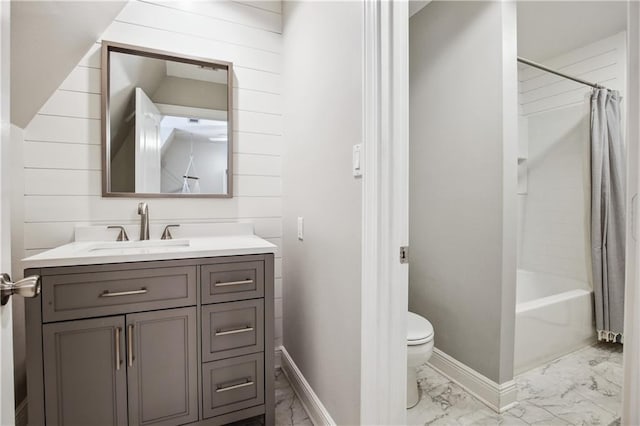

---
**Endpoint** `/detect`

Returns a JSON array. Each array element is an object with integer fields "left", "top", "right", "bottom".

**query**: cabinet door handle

[
  {"left": 100, "top": 288, "right": 147, "bottom": 297},
  {"left": 215, "top": 326, "right": 254, "bottom": 336},
  {"left": 127, "top": 324, "right": 134, "bottom": 367},
  {"left": 216, "top": 379, "right": 254, "bottom": 393},
  {"left": 115, "top": 327, "right": 122, "bottom": 371},
  {"left": 214, "top": 279, "right": 253, "bottom": 287}
]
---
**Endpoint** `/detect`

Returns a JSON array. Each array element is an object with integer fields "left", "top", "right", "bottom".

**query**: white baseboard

[
  {"left": 15, "top": 398, "right": 27, "bottom": 426},
  {"left": 279, "top": 346, "right": 336, "bottom": 426},
  {"left": 428, "top": 348, "right": 518, "bottom": 413}
]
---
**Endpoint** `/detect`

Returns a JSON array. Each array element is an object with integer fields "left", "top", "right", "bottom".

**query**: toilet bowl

[{"left": 407, "top": 311, "right": 434, "bottom": 409}]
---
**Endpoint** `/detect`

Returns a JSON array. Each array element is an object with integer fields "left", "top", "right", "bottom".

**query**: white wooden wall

[
  {"left": 20, "top": 0, "right": 284, "bottom": 346},
  {"left": 519, "top": 32, "right": 626, "bottom": 116}
]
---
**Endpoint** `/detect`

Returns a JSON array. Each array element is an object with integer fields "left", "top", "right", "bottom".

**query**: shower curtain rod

[{"left": 517, "top": 56, "right": 607, "bottom": 90}]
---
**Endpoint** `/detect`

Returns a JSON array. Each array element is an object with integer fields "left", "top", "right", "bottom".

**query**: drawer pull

[
  {"left": 114, "top": 327, "right": 122, "bottom": 371},
  {"left": 215, "top": 326, "right": 254, "bottom": 336},
  {"left": 127, "top": 324, "right": 135, "bottom": 367},
  {"left": 100, "top": 288, "right": 147, "bottom": 298},
  {"left": 214, "top": 279, "right": 253, "bottom": 287},
  {"left": 216, "top": 379, "right": 254, "bottom": 393}
]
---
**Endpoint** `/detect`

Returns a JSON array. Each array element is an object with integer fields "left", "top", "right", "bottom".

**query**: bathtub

[{"left": 514, "top": 269, "right": 596, "bottom": 375}]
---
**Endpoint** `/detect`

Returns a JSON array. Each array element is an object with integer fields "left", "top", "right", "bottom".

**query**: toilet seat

[{"left": 407, "top": 312, "right": 434, "bottom": 346}]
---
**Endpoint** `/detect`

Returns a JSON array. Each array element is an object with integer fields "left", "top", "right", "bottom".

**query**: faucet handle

[
  {"left": 107, "top": 226, "right": 130, "bottom": 241},
  {"left": 161, "top": 224, "right": 180, "bottom": 240}
]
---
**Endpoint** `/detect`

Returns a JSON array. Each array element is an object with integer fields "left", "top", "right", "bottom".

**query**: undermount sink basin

[{"left": 87, "top": 239, "right": 190, "bottom": 252}]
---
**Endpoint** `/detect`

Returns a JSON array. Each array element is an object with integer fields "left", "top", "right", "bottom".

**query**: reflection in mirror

[{"left": 103, "top": 42, "right": 233, "bottom": 197}]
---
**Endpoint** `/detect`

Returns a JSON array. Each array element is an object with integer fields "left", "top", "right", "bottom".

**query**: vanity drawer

[
  {"left": 202, "top": 299, "right": 264, "bottom": 362},
  {"left": 202, "top": 353, "right": 265, "bottom": 419},
  {"left": 42, "top": 266, "right": 197, "bottom": 322},
  {"left": 201, "top": 261, "right": 264, "bottom": 304}
]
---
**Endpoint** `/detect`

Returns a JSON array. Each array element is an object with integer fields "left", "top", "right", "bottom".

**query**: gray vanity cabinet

[
  {"left": 26, "top": 254, "right": 274, "bottom": 426},
  {"left": 42, "top": 308, "right": 198, "bottom": 426},
  {"left": 43, "top": 316, "right": 128, "bottom": 426},
  {"left": 126, "top": 307, "right": 199, "bottom": 426}
]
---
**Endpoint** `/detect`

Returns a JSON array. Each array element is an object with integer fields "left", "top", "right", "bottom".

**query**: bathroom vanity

[{"left": 23, "top": 225, "right": 275, "bottom": 426}]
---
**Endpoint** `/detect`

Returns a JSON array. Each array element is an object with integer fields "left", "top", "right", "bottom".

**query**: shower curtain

[{"left": 590, "top": 88, "right": 626, "bottom": 344}]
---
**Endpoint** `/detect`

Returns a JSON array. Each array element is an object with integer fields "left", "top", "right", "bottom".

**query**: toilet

[{"left": 406, "top": 311, "right": 434, "bottom": 409}]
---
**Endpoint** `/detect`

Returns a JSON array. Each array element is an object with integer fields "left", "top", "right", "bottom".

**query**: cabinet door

[
  {"left": 126, "top": 307, "right": 198, "bottom": 426},
  {"left": 43, "top": 316, "right": 127, "bottom": 426}
]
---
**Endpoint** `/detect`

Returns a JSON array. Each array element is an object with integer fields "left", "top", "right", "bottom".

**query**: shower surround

[{"left": 516, "top": 32, "right": 626, "bottom": 372}]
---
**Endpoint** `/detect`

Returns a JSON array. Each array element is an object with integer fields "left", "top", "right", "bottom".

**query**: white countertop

[{"left": 22, "top": 223, "right": 277, "bottom": 269}]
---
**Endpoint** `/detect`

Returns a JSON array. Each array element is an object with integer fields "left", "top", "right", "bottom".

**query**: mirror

[{"left": 102, "top": 41, "right": 233, "bottom": 197}]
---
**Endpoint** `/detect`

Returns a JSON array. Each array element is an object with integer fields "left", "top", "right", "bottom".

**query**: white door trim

[
  {"left": 361, "top": 1, "right": 409, "bottom": 424},
  {"left": 0, "top": 1, "right": 14, "bottom": 424},
  {"left": 623, "top": 2, "right": 640, "bottom": 424}
]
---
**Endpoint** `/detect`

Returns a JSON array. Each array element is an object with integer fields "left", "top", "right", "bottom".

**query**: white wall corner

[
  {"left": 428, "top": 348, "right": 518, "bottom": 413},
  {"left": 622, "top": 2, "right": 640, "bottom": 424},
  {"left": 499, "top": 0, "right": 519, "bottom": 386},
  {"left": 9, "top": 124, "right": 24, "bottom": 278},
  {"left": 280, "top": 346, "right": 336, "bottom": 426},
  {"left": 275, "top": 346, "right": 282, "bottom": 369}
]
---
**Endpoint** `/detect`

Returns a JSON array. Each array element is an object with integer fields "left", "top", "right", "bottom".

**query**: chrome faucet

[{"left": 138, "top": 202, "right": 150, "bottom": 240}]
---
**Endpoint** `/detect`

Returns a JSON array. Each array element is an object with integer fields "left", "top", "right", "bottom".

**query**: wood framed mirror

[{"left": 101, "top": 41, "right": 233, "bottom": 198}]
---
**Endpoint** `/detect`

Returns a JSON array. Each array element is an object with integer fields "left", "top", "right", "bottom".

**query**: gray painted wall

[
  {"left": 153, "top": 77, "right": 227, "bottom": 111},
  {"left": 282, "top": 1, "right": 363, "bottom": 423},
  {"left": 409, "top": 1, "right": 518, "bottom": 384}
]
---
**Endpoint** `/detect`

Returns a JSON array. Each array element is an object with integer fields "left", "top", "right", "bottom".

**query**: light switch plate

[
  {"left": 353, "top": 144, "right": 362, "bottom": 177},
  {"left": 297, "top": 217, "right": 304, "bottom": 240}
]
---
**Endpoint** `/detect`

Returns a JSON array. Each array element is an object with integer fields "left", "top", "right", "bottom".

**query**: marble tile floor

[
  {"left": 275, "top": 369, "right": 313, "bottom": 426},
  {"left": 408, "top": 343, "right": 623, "bottom": 426},
  {"left": 274, "top": 344, "right": 622, "bottom": 425}
]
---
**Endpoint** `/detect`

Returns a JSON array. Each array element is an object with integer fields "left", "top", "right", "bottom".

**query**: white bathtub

[{"left": 514, "top": 270, "right": 596, "bottom": 375}]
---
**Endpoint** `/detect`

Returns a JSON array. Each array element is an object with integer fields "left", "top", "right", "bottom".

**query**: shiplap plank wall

[
  {"left": 21, "top": 0, "right": 284, "bottom": 346},
  {"left": 519, "top": 32, "right": 626, "bottom": 116}
]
